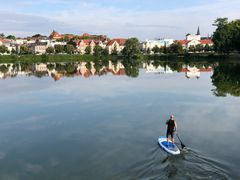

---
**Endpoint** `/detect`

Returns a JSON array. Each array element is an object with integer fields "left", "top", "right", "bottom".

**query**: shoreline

[{"left": 0, "top": 53, "right": 239, "bottom": 64}]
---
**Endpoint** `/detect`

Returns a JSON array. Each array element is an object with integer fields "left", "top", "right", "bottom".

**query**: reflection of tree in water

[
  {"left": 122, "top": 58, "right": 140, "bottom": 78},
  {"left": 211, "top": 63, "right": 240, "bottom": 96},
  {"left": 0, "top": 64, "right": 8, "bottom": 73}
]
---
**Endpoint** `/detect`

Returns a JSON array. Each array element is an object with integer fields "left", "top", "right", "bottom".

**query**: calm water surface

[{"left": 0, "top": 61, "right": 239, "bottom": 179}]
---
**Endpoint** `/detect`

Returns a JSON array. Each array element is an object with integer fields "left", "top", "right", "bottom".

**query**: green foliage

[
  {"left": 20, "top": 46, "right": 32, "bottom": 55},
  {"left": 0, "top": 45, "right": 8, "bottom": 54},
  {"left": 54, "top": 45, "right": 64, "bottom": 54},
  {"left": 66, "top": 63, "right": 76, "bottom": 74},
  {"left": 204, "top": 44, "right": 210, "bottom": 52},
  {"left": 11, "top": 48, "right": 17, "bottom": 54},
  {"left": 152, "top": 46, "right": 160, "bottom": 54},
  {"left": 0, "top": 64, "right": 8, "bottom": 73},
  {"left": 169, "top": 41, "right": 183, "bottom": 54},
  {"left": 85, "top": 46, "right": 92, "bottom": 54},
  {"left": 212, "top": 63, "right": 240, "bottom": 96},
  {"left": 65, "top": 44, "right": 75, "bottom": 54},
  {"left": 195, "top": 44, "right": 204, "bottom": 52},
  {"left": 111, "top": 44, "right": 118, "bottom": 55},
  {"left": 46, "top": 47, "right": 55, "bottom": 54},
  {"left": 188, "top": 45, "right": 196, "bottom": 53},
  {"left": 122, "top": 38, "right": 142, "bottom": 59},
  {"left": 102, "top": 48, "right": 109, "bottom": 56},
  {"left": 47, "top": 63, "right": 55, "bottom": 70},
  {"left": 6, "top": 35, "right": 16, "bottom": 40},
  {"left": 213, "top": 18, "right": 240, "bottom": 53},
  {"left": 146, "top": 47, "right": 151, "bottom": 54},
  {"left": 93, "top": 45, "right": 103, "bottom": 56}
]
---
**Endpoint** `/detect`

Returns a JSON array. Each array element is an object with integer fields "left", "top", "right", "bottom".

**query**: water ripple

[{"left": 111, "top": 145, "right": 232, "bottom": 180}]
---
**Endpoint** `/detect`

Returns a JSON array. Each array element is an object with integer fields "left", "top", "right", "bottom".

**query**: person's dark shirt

[{"left": 166, "top": 119, "right": 175, "bottom": 132}]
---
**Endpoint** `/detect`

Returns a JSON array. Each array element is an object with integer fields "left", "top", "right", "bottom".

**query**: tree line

[{"left": 213, "top": 18, "right": 240, "bottom": 53}]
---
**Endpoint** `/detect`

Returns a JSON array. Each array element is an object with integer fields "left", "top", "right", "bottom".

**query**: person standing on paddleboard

[{"left": 166, "top": 115, "right": 177, "bottom": 145}]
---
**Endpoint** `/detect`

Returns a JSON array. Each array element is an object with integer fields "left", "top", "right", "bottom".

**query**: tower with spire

[{"left": 196, "top": 26, "right": 200, "bottom": 35}]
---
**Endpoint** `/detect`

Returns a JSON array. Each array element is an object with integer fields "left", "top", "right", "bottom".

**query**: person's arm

[
  {"left": 174, "top": 120, "right": 177, "bottom": 132},
  {"left": 166, "top": 120, "right": 169, "bottom": 125}
]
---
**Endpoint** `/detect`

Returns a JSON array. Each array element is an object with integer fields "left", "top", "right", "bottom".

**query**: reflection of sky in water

[{"left": 0, "top": 70, "right": 239, "bottom": 179}]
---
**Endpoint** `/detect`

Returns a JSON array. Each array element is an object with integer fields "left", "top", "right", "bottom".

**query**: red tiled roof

[
  {"left": 200, "top": 39, "right": 213, "bottom": 45},
  {"left": 77, "top": 40, "right": 99, "bottom": 46},
  {"left": 0, "top": 38, "right": 11, "bottom": 43},
  {"left": 178, "top": 40, "right": 189, "bottom": 45},
  {"left": 49, "top": 30, "right": 63, "bottom": 39},
  {"left": 107, "top": 39, "right": 126, "bottom": 46}
]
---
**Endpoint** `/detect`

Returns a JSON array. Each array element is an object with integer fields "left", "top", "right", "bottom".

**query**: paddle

[{"left": 176, "top": 133, "right": 186, "bottom": 149}]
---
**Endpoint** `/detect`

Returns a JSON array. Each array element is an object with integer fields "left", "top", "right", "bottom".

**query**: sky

[{"left": 0, "top": 0, "right": 239, "bottom": 40}]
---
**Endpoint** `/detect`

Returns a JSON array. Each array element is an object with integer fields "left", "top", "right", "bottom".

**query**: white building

[{"left": 141, "top": 39, "right": 174, "bottom": 52}]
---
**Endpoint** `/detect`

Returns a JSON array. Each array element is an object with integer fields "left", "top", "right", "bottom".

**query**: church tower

[{"left": 196, "top": 26, "right": 200, "bottom": 35}]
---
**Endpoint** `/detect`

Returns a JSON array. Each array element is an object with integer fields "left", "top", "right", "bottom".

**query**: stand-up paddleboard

[{"left": 158, "top": 136, "right": 180, "bottom": 155}]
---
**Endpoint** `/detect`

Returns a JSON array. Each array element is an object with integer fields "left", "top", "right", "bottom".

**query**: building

[
  {"left": 30, "top": 42, "right": 49, "bottom": 54},
  {"left": 0, "top": 38, "right": 16, "bottom": 53},
  {"left": 49, "top": 30, "right": 63, "bottom": 40},
  {"left": 141, "top": 39, "right": 174, "bottom": 52},
  {"left": 106, "top": 38, "right": 126, "bottom": 54},
  {"left": 76, "top": 40, "right": 97, "bottom": 54},
  {"left": 178, "top": 27, "right": 213, "bottom": 50},
  {"left": 180, "top": 65, "right": 213, "bottom": 78}
]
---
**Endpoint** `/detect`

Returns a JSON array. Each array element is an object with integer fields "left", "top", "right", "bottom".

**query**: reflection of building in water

[
  {"left": 181, "top": 65, "right": 212, "bottom": 79},
  {"left": 0, "top": 63, "right": 18, "bottom": 79},
  {"left": 143, "top": 63, "right": 173, "bottom": 74},
  {"left": 33, "top": 63, "right": 48, "bottom": 72}
]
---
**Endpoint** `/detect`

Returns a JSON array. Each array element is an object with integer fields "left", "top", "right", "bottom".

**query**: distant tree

[
  {"left": 212, "top": 17, "right": 240, "bottom": 53},
  {"left": 67, "top": 40, "right": 77, "bottom": 47},
  {"left": 188, "top": 45, "right": 196, "bottom": 53},
  {"left": 20, "top": 46, "right": 32, "bottom": 54},
  {"left": 11, "top": 48, "right": 16, "bottom": 54},
  {"left": 195, "top": 44, "right": 204, "bottom": 52},
  {"left": 93, "top": 45, "right": 103, "bottom": 56},
  {"left": 0, "top": 33, "right": 5, "bottom": 38},
  {"left": 66, "top": 63, "right": 76, "bottom": 74},
  {"left": 65, "top": 44, "right": 75, "bottom": 54},
  {"left": 6, "top": 35, "right": 16, "bottom": 40},
  {"left": 163, "top": 45, "right": 169, "bottom": 54},
  {"left": 102, "top": 48, "right": 109, "bottom": 56},
  {"left": 32, "top": 34, "right": 43, "bottom": 38},
  {"left": 0, "top": 45, "right": 8, "bottom": 54},
  {"left": 0, "top": 65, "right": 8, "bottom": 73},
  {"left": 47, "top": 63, "right": 55, "bottom": 70},
  {"left": 85, "top": 45, "right": 91, "bottom": 54},
  {"left": 54, "top": 45, "right": 64, "bottom": 54},
  {"left": 169, "top": 41, "right": 183, "bottom": 54},
  {"left": 122, "top": 38, "right": 142, "bottom": 59},
  {"left": 152, "top": 45, "right": 160, "bottom": 54},
  {"left": 204, "top": 44, "right": 210, "bottom": 52},
  {"left": 46, "top": 47, "right": 55, "bottom": 54},
  {"left": 146, "top": 47, "right": 151, "bottom": 54},
  {"left": 111, "top": 44, "right": 118, "bottom": 55}
]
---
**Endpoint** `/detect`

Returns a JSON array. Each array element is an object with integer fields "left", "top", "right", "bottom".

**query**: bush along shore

[{"left": 0, "top": 53, "right": 235, "bottom": 64}]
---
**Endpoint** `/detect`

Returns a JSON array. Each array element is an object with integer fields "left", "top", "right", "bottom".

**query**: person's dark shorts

[{"left": 166, "top": 130, "right": 174, "bottom": 138}]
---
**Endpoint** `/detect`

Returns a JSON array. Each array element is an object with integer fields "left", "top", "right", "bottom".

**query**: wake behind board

[{"left": 158, "top": 136, "right": 180, "bottom": 155}]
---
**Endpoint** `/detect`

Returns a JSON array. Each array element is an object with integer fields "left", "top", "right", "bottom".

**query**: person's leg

[
  {"left": 171, "top": 132, "right": 174, "bottom": 144},
  {"left": 166, "top": 130, "right": 169, "bottom": 144}
]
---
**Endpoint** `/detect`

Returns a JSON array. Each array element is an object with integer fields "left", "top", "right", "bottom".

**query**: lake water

[{"left": 0, "top": 60, "right": 239, "bottom": 179}]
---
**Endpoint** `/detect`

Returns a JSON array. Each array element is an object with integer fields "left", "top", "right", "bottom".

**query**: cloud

[
  {"left": 0, "top": 0, "right": 239, "bottom": 39},
  {"left": 0, "top": 11, "right": 66, "bottom": 36}
]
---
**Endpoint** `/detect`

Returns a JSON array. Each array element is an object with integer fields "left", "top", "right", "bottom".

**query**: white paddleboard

[{"left": 158, "top": 136, "right": 180, "bottom": 155}]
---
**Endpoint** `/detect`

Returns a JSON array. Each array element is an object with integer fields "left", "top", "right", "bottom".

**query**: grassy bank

[
  {"left": 0, "top": 53, "right": 237, "bottom": 64},
  {"left": 0, "top": 54, "right": 114, "bottom": 63}
]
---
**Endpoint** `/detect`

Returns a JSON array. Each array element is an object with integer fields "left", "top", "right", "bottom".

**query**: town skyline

[{"left": 0, "top": 0, "right": 239, "bottom": 40}]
